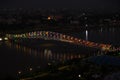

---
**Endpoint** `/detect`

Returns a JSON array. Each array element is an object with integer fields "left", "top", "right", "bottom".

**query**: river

[{"left": 0, "top": 27, "right": 120, "bottom": 79}]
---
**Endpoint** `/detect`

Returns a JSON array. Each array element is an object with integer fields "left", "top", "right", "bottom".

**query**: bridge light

[
  {"left": 46, "top": 32, "right": 48, "bottom": 35},
  {"left": 63, "top": 35, "right": 65, "bottom": 38},
  {"left": 75, "top": 38, "right": 78, "bottom": 41},
  {"left": 4, "top": 37, "right": 8, "bottom": 40},
  {"left": 71, "top": 37, "right": 73, "bottom": 40},
  {"left": 0, "top": 38, "right": 2, "bottom": 41},
  {"left": 67, "top": 36, "right": 70, "bottom": 39},
  {"left": 48, "top": 16, "right": 51, "bottom": 20}
]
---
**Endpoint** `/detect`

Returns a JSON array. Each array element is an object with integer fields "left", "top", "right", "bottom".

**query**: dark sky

[{"left": 0, "top": 0, "right": 120, "bottom": 12}]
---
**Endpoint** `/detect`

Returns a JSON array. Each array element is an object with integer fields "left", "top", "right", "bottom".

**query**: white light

[
  {"left": 30, "top": 68, "right": 32, "bottom": 71},
  {"left": 4, "top": 37, "right": 8, "bottom": 40},
  {"left": 85, "top": 30, "right": 88, "bottom": 41},
  {"left": 0, "top": 38, "right": 2, "bottom": 41},
  {"left": 78, "top": 74, "right": 81, "bottom": 77},
  {"left": 18, "top": 71, "right": 21, "bottom": 74},
  {"left": 85, "top": 24, "right": 88, "bottom": 27}
]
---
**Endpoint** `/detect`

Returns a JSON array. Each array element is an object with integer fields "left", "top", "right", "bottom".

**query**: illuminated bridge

[{"left": 5, "top": 31, "right": 116, "bottom": 52}]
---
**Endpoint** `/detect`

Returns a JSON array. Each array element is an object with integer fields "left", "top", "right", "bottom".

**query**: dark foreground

[{"left": 16, "top": 55, "right": 120, "bottom": 80}]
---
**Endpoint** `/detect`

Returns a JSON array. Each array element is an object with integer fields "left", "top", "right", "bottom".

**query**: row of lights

[
  {"left": 18, "top": 68, "right": 33, "bottom": 75},
  {"left": 18, "top": 66, "right": 41, "bottom": 75},
  {"left": 0, "top": 37, "right": 8, "bottom": 41}
]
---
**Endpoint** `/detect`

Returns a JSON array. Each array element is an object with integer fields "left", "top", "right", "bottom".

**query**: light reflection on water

[
  {"left": 85, "top": 30, "right": 88, "bottom": 41},
  {"left": 4, "top": 41, "right": 85, "bottom": 77},
  {"left": 5, "top": 41, "right": 83, "bottom": 62}
]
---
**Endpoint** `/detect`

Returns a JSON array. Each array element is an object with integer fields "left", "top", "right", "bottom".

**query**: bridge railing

[{"left": 6, "top": 31, "right": 113, "bottom": 51}]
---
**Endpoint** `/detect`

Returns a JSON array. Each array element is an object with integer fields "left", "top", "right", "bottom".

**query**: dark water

[
  {"left": 67, "top": 27, "right": 120, "bottom": 46},
  {"left": 0, "top": 27, "right": 120, "bottom": 79}
]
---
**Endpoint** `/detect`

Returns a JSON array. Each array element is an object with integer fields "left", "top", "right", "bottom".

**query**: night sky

[{"left": 0, "top": 0, "right": 120, "bottom": 12}]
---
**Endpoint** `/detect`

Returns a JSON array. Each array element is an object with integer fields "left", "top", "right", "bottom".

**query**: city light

[
  {"left": 85, "top": 24, "right": 88, "bottom": 27},
  {"left": 18, "top": 71, "right": 22, "bottom": 74},
  {"left": 29, "top": 68, "right": 32, "bottom": 71},
  {"left": 48, "top": 63, "right": 51, "bottom": 66}
]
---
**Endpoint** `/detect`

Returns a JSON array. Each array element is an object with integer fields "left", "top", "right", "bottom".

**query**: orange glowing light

[{"left": 48, "top": 17, "right": 51, "bottom": 20}]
